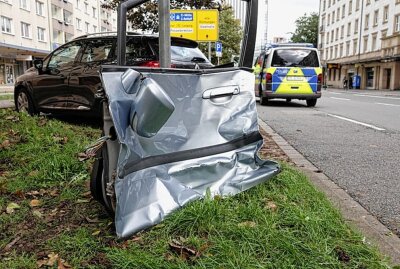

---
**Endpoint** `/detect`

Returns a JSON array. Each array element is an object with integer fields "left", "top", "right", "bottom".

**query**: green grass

[
  {"left": 0, "top": 108, "right": 392, "bottom": 268},
  {"left": 0, "top": 94, "right": 13, "bottom": 101}
]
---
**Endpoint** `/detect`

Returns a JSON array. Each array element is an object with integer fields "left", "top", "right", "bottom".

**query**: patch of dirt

[{"left": 258, "top": 128, "right": 293, "bottom": 165}]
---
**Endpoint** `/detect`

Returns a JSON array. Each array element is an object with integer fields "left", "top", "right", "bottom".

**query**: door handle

[{"left": 202, "top": 86, "right": 240, "bottom": 99}]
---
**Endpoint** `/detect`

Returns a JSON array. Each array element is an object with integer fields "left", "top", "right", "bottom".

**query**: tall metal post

[
  {"left": 239, "top": 0, "right": 258, "bottom": 68},
  {"left": 158, "top": 0, "right": 171, "bottom": 68}
]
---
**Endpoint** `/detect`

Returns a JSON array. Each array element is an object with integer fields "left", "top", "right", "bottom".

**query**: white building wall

[{"left": 318, "top": 0, "right": 400, "bottom": 90}]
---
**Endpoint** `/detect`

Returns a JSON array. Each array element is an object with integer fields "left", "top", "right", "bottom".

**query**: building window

[
  {"left": 383, "top": 6, "right": 389, "bottom": 23},
  {"left": 51, "top": 4, "right": 61, "bottom": 20},
  {"left": 327, "top": 14, "right": 330, "bottom": 25},
  {"left": 356, "top": 0, "right": 360, "bottom": 11},
  {"left": 20, "top": 0, "right": 29, "bottom": 10},
  {"left": 85, "top": 22, "right": 89, "bottom": 33},
  {"left": 366, "top": 0, "right": 371, "bottom": 5},
  {"left": 342, "top": 4, "right": 345, "bottom": 18},
  {"left": 63, "top": 10, "right": 72, "bottom": 24},
  {"left": 363, "top": 36, "right": 368, "bottom": 52},
  {"left": 37, "top": 27, "right": 45, "bottom": 41},
  {"left": 1, "top": 16, "right": 12, "bottom": 34},
  {"left": 36, "top": 1, "right": 44, "bottom": 16},
  {"left": 373, "top": 10, "right": 378, "bottom": 26},
  {"left": 84, "top": 2, "right": 88, "bottom": 14},
  {"left": 323, "top": 0, "right": 326, "bottom": 11},
  {"left": 341, "top": 25, "right": 344, "bottom": 39},
  {"left": 381, "top": 29, "right": 387, "bottom": 38},
  {"left": 340, "top": 44, "right": 343, "bottom": 57},
  {"left": 326, "top": 32, "right": 330, "bottom": 44},
  {"left": 331, "top": 30, "right": 334, "bottom": 42},
  {"left": 346, "top": 42, "right": 350, "bottom": 56},
  {"left": 335, "top": 28, "right": 339, "bottom": 40},
  {"left": 76, "top": 18, "right": 81, "bottom": 30},
  {"left": 347, "top": 22, "right": 351, "bottom": 36},
  {"left": 354, "top": 19, "right": 359, "bottom": 33},
  {"left": 395, "top": 15, "right": 400, "bottom": 32},
  {"left": 92, "top": 7, "right": 97, "bottom": 18},
  {"left": 365, "top": 14, "right": 369, "bottom": 29},
  {"left": 337, "top": 8, "right": 340, "bottom": 21},
  {"left": 93, "top": 25, "right": 97, "bottom": 32},
  {"left": 332, "top": 11, "right": 335, "bottom": 24},
  {"left": 75, "top": 0, "right": 80, "bottom": 9},
  {"left": 64, "top": 32, "right": 73, "bottom": 42},
  {"left": 52, "top": 29, "right": 63, "bottom": 43},
  {"left": 371, "top": 34, "right": 377, "bottom": 51},
  {"left": 21, "top": 22, "right": 30, "bottom": 38},
  {"left": 349, "top": 0, "right": 352, "bottom": 14},
  {"left": 353, "top": 39, "right": 358, "bottom": 54}
]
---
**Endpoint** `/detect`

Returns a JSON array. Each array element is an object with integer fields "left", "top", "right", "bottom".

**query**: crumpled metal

[{"left": 100, "top": 67, "right": 280, "bottom": 238}]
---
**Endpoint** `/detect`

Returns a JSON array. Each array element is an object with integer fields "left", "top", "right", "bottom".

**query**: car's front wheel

[{"left": 15, "top": 88, "right": 37, "bottom": 115}]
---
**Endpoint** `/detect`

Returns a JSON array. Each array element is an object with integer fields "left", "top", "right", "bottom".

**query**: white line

[
  {"left": 327, "top": 114, "right": 386, "bottom": 131},
  {"left": 330, "top": 97, "right": 350, "bottom": 101},
  {"left": 355, "top": 94, "right": 400, "bottom": 100},
  {"left": 329, "top": 92, "right": 343, "bottom": 95},
  {"left": 375, "top": 102, "right": 400, "bottom": 107}
]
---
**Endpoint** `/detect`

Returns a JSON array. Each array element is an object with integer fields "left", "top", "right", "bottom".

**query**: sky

[{"left": 264, "top": 0, "right": 319, "bottom": 41}]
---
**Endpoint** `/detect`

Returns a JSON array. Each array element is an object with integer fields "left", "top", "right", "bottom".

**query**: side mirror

[{"left": 33, "top": 59, "right": 43, "bottom": 70}]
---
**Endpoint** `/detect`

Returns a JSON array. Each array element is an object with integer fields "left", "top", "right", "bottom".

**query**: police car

[{"left": 254, "top": 43, "right": 322, "bottom": 107}]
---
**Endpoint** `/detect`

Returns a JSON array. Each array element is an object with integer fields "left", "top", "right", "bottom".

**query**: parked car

[{"left": 14, "top": 32, "right": 213, "bottom": 117}]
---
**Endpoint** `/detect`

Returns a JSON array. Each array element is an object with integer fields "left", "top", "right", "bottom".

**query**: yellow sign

[{"left": 170, "top": 10, "right": 219, "bottom": 42}]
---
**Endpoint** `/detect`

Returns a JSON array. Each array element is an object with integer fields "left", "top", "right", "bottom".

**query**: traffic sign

[
  {"left": 216, "top": 42, "right": 222, "bottom": 57},
  {"left": 170, "top": 9, "right": 219, "bottom": 42}
]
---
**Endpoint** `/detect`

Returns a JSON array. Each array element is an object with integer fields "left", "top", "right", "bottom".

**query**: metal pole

[
  {"left": 159, "top": 0, "right": 171, "bottom": 68},
  {"left": 208, "top": 42, "right": 211, "bottom": 62},
  {"left": 239, "top": 0, "right": 258, "bottom": 68},
  {"left": 116, "top": 0, "right": 149, "bottom": 66}
]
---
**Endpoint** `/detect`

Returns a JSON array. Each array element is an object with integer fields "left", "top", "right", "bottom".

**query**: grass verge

[
  {"left": 0, "top": 94, "right": 13, "bottom": 101},
  {"left": 0, "top": 108, "right": 391, "bottom": 268}
]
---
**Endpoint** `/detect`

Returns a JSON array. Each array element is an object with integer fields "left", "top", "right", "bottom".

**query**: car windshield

[{"left": 271, "top": 49, "right": 319, "bottom": 67}]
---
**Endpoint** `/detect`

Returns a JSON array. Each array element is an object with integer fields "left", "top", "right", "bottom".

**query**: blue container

[{"left": 353, "top": 75, "right": 361, "bottom": 89}]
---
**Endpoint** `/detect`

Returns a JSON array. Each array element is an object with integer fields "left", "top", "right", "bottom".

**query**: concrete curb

[
  {"left": 258, "top": 118, "right": 400, "bottom": 265},
  {"left": 0, "top": 100, "right": 14, "bottom": 109}
]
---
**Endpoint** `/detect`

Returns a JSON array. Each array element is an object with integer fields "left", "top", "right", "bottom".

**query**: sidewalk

[
  {"left": 0, "top": 85, "right": 13, "bottom": 94},
  {"left": 325, "top": 87, "right": 400, "bottom": 97}
]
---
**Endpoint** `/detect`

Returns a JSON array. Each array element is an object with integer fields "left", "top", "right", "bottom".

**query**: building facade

[
  {"left": 0, "top": 0, "right": 117, "bottom": 85},
  {"left": 318, "top": 0, "right": 400, "bottom": 90}
]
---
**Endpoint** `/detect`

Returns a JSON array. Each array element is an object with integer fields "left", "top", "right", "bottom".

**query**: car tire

[
  {"left": 90, "top": 142, "right": 115, "bottom": 216},
  {"left": 259, "top": 91, "right": 268, "bottom": 106},
  {"left": 306, "top": 99, "right": 317, "bottom": 107},
  {"left": 286, "top": 98, "right": 292, "bottom": 102},
  {"left": 15, "top": 88, "right": 38, "bottom": 115}
]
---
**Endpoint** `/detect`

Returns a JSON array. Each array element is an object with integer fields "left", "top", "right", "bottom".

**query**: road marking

[
  {"left": 330, "top": 97, "right": 350, "bottom": 101},
  {"left": 355, "top": 94, "right": 400, "bottom": 100},
  {"left": 329, "top": 92, "right": 343, "bottom": 95},
  {"left": 375, "top": 102, "right": 400, "bottom": 107},
  {"left": 327, "top": 114, "right": 386, "bottom": 131}
]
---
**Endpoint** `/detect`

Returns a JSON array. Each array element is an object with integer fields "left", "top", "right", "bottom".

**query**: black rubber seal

[{"left": 120, "top": 131, "right": 262, "bottom": 177}]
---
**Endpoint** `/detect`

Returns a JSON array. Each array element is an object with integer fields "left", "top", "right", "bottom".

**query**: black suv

[{"left": 14, "top": 33, "right": 212, "bottom": 117}]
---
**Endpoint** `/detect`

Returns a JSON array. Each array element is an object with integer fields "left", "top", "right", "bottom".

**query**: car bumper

[{"left": 261, "top": 91, "right": 321, "bottom": 100}]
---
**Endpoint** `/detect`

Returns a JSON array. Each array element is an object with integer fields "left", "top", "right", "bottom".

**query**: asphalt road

[{"left": 257, "top": 89, "right": 400, "bottom": 236}]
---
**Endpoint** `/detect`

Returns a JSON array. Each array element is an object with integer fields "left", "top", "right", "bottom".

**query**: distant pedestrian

[{"left": 343, "top": 76, "right": 348, "bottom": 90}]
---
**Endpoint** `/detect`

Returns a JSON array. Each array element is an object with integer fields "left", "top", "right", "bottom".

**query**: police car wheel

[
  {"left": 260, "top": 96, "right": 268, "bottom": 106},
  {"left": 306, "top": 99, "right": 317, "bottom": 107}
]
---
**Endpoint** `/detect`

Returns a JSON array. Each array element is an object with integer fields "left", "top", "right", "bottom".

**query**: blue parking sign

[{"left": 216, "top": 42, "right": 222, "bottom": 57}]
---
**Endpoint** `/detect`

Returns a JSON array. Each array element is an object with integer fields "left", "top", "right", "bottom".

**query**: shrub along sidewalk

[{"left": 0, "top": 108, "right": 390, "bottom": 268}]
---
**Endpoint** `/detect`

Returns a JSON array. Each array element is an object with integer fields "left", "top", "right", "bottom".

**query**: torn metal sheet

[{"left": 100, "top": 67, "right": 280, "bottom": 238}]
